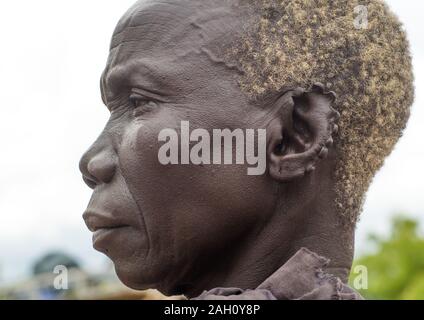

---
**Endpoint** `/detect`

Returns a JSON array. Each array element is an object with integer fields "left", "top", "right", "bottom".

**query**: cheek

[{"left": 118, "top": 114, "right": 277, "bottom": 256}]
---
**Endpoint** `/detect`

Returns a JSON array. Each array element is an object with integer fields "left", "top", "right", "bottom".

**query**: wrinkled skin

[{"left": 80, "top": 0, "right": 354, "bottom": 297}]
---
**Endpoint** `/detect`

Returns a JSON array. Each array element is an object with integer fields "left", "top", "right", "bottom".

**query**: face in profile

[
  {"left": 79, "top": 0, "right": 278, "bottom": 295},
  {"left": 79, "top": 0, "right": 414, "bottom": 297}
]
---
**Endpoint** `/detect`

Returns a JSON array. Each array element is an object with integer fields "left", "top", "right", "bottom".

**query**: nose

[{"left": 79, "top": 142, "right": 117, "bottom": 189}]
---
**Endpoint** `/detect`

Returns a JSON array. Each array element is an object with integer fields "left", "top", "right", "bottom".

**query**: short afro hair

[{"left": 228, "top": 0, "right": 414, "bottom": 224}]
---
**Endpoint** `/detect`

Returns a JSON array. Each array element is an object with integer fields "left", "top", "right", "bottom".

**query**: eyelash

[{"left": 129, "top": 93, "right": 158, "bottom": 116}]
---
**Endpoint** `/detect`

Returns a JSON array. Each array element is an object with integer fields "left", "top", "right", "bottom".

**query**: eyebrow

[{"left": 101, "top": 59, "right": 173, "bottom": 105}]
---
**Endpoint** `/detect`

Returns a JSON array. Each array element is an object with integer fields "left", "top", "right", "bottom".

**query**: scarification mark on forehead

[{"left": 110, "top": 1, "right": 193, "bottom": 51}]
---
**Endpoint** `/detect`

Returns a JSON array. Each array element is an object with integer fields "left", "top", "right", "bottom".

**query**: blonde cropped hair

[{"left": 229, "top": 0, "right": 414, "bottom": 224}]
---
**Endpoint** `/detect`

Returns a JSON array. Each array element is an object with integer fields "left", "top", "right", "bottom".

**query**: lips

[{"left": 83, "top": 211, "right": 129, "bottom": 232}]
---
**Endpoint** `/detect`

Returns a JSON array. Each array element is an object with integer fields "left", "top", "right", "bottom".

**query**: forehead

[
  {"left": 101, "top": 0, "right": 245, "bottom": 100},
  {"left": 111, "top": 1, "right": 198, "bottom": 56},
  {"left": 105, "top": 0, "right": 241, "bottom": 72}
]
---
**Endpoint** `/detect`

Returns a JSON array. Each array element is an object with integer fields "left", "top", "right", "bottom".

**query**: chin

[
  {"left": 112, "top": 259, "right": 184, "bottom": 296},
  {"left": 113, "top": 262, "right": 156, "bottom": 291}
]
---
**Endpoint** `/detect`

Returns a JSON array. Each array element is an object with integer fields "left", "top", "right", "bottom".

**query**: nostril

[
  {"left": 80, "top": 144, "right": 116, "bottom": 187},
  {"left": 83, "top": 175, "right": 98, "bottom": 189},
  {"left": 79, "top": 152, "right": 99, "bottom": 189},
  {"left": 87, "top": 152, "right": 116, "bottom": 184}
]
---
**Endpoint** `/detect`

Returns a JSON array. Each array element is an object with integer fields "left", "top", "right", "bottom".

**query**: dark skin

[{"left": 80, "top": 0, "right": 354, "bottom": 297}]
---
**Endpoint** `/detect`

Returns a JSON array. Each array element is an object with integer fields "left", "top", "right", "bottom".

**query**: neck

[
  {"left": 184, "top": 164, "right": 355, "bottom": 298},
  {"left": 185, "top": 211, "right": 354, "bottom": 298}
]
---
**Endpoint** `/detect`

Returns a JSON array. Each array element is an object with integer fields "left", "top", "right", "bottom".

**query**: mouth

[
  {"left": 89, "top": 223, "right": 129, "bottom": 232},
  {"left": 91, "top": 225, "right": 131, "bottom": 249},
  {"left": 83, "top": 210, "right": 132, "bottom": 250},
  {"left": 83, "top": 211, "right": 130, "bottom": 232}
]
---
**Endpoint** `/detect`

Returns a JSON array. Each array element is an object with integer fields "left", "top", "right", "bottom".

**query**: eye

[{"left": 129, "top": 93, "right": 159, "bottom": 116}]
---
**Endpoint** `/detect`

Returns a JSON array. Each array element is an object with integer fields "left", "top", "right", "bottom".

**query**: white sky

[{"left": 0, "top": 0, "right": 423, "bottom": 285}]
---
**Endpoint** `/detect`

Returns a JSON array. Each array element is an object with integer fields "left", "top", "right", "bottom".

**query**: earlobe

[{"left": 268, "top": 83, "right": 340, "bottom": 182}]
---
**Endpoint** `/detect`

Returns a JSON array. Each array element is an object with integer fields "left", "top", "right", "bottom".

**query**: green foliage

[{"left": 349, "top": 216, "right": 424, "bottom": 300}]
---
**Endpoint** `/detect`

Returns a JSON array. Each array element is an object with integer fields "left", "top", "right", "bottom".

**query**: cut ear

[{"left": 267, "top": 83, "right": 340, "bottom": 182}]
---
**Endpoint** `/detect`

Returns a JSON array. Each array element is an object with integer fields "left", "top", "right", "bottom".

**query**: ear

[{"left": 267, "top": 83, "right": 340, "bottom": 182}]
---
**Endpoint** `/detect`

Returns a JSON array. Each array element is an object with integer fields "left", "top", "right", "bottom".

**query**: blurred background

[{"left": 0, "top": 0, "right": 423, "bottom": 299}]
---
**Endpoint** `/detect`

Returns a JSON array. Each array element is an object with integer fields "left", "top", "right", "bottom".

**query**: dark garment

[{"left": 192, "top": 247, "right": 363, "bottom": 300}]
